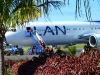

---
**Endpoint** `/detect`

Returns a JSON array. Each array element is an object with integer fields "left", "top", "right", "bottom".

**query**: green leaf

[{"left": 68, "top": 45, "right": 76, "bottom": 55}]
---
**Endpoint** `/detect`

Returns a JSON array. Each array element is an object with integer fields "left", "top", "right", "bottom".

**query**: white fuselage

[{"left": 5, "top": 21, "right": 100, "bottom": 46}]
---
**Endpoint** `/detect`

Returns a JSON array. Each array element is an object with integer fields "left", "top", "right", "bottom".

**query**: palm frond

[
  {"left": 37, "top": 1, "right": 65, "bottom": 16},
  {"left": 6, "top": 6, "right": 41, "bottom": 27}
]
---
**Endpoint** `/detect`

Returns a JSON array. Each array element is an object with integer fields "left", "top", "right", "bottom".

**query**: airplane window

[
  {"left": 66, "top": 29, "right": 70, "bottom": 30},
  {"left": 73, "top": 28, "right": 77, "bottom": 30},
  {"left": 83, "top": 28, "right": 84, "bottom": 30},
  {"left": 39, "top": 34, "right": 42, "bottom": 36},
  {"left": 79, "top": 28, "right": 81, "bottom": 30},
  {"left": 91, "top": 28, "right": 93, "bottom": 30},
  {"left": 66, "top": 29, "right": 68, "bottom": 30},
  {"left": 7, "top": 28, "right": 16, "bottom": 32}
]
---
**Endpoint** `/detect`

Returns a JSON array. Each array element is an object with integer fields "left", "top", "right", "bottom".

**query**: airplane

[{"left": 5, "top": 21, "right": 100, "bottom": 48}]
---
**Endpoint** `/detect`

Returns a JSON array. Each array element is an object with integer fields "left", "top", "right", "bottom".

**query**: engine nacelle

[{"left": 89, "top": 34, "right": 100, "bottom": 47}]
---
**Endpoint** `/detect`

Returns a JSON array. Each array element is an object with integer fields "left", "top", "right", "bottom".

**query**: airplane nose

[{"left": 5, "top": 32, "right": 14, "bottom": 44}]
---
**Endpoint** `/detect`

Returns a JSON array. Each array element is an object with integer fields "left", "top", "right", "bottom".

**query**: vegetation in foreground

[{"left": 4, "top": 47, "right": 100, "bottom": 75}]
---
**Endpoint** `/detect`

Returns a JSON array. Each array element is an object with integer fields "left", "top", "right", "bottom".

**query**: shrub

[
  {"left": 68, "top": 45, "right": 76, "bottom": 55},
  {"left": 10, "top": 48, "right": 100, "bottom": 75},
  {"left": 4, "top": 65, "right": 11, "bottom": 75},
  {"left": 4, "top": 58, "right": 29, "bottom": 75}
]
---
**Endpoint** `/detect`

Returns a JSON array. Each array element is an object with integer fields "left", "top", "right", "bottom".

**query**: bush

[
  {"left": 4, "top": 65, "right": 11, "bottom": 75},
  {"left": 68, "top": 45, "right": 76, "bottom": 55},
  {"left": 4, "top": 58, "right": 29, "bottom": 75},
  {"left": 5, "top": 48, "right": 100, "bottom": 75}
]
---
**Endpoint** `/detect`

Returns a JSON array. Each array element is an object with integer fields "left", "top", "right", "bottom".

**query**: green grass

[
  {"left": 23, "top": 44, "right": 85, "bottom": 51},
  {"left": 4, "top": 43, "right": 86, "bottom": 52},
  {"left": 68, "top": 45, "right": 76, "bottom": 55},
  {"left": 23, "top": 46, "right": 30, "bottom": 52},
  {"left": 60, "top": 43, "right": 86, "bottom": 50},
  {"left": 75, "top": 43, "right": 86, "bottom": 49}
]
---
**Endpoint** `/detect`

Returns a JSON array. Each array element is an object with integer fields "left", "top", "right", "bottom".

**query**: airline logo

[{"left": 33, "top": 26, "right": 66, "bottom": 36}]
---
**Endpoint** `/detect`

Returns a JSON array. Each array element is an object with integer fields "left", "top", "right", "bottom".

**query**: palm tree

[
  {"left": 1, "top": 0, "right": 92, "bottom": 74},
  {"left": 0, "top": 1, "right": 41, "bottom": 74},
  {"left": 0, "top": 0, "right": 64, "bottom": 74}
]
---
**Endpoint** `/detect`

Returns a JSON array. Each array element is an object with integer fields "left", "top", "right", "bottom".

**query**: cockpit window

[{"left": 7, "top": 28, "right": 16, "bottom": 32}]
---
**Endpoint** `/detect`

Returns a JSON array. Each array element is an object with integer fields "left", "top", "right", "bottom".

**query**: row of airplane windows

[
  {"left": 7, "top": 27, "right": 100, "bottom": 32},
  {"left": 37, "top": 27, "right": 100, "bottom": 31}
]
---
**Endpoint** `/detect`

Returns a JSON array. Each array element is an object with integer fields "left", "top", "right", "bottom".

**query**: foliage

[
  {"left": 4, "top": 65, "right": 11, "bottom": 75},
  {"left": 7, "top": 48, "right": 100, "bottom": 75},
  {"left": 4, "top": 58, "right": 29, "bottom": 75},
  {"left": 0, "top": 0, "right": 65, "bottom": 27},
  {"left": 35, "top": 0, "right": 95, "bottom": 21},
  {"left": 2, "top": 0, "right": 99, "bottom": 75},
  {"left": 61, "top": 50, "right": 70, "bottom": 55},
  {"left": 34, "top": 49, "right": 100, "bottom": 75},
  {"left": 0, "top": 1, "right": 64, "bottom": 74},
  {"left": 60, "top": 45, "right": 66, "bottom": 50},
  {"left": 68, "top": 45, "right": 76, "bottom": 55},
  {"left": 75, "top": 0, "right": 92, "bottom": 21}
]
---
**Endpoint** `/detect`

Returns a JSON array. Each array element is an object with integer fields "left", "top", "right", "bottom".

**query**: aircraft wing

[{"left": 78, "top": 33, "right": 95, "bottom": 40}]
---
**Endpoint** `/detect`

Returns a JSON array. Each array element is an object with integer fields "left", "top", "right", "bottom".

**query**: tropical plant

[
  {"left": 1, "top": 0, "right": 96, "bottom": 74},
  {"left": 0, "top": 0, "right": 64, "bottom": 74},
  {"left": 4, "top": 65, "right": 11, "bottom": 75},
  {"left": 68, "top": 45, "right": 76, "bottom": 55},
  {"left": 10, "top": 48, "right": 100, "bottom": 75}
]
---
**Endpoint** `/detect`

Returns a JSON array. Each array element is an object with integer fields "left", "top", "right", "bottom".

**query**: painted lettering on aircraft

[
  {"left": 55, "top": 26, "right": 66, "bottom": 35},
  {"left": 33, "top": 26, "right": 66, "bottom": 35},
  {"left": 33, "top": 26, "right": 42, "bottom": 36},
  {"left": 43, "top": 26, "right": 55, "bottom": 35}
]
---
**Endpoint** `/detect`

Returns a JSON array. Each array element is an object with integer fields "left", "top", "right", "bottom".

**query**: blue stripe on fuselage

[{"left": 88, "top": 21, "right": 100, "bottom": 23}]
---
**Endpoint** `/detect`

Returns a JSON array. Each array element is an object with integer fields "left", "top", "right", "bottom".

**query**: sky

[{"left": 35, "top": 0, "right": 100, "bottom": 22}]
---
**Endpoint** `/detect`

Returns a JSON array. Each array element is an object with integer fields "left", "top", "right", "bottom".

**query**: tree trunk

[{"left": 0, "top": 37, "right": 4, "bottom": 75}]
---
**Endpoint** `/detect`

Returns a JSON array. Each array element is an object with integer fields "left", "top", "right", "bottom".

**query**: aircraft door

[{"left": 25, "top": 27, "right": 32, "bottom": 37}]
